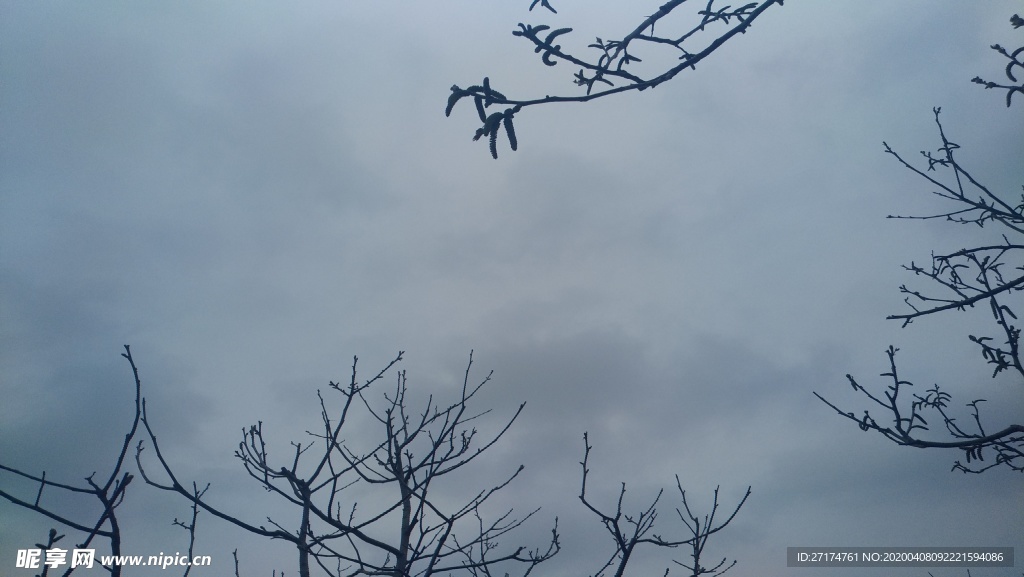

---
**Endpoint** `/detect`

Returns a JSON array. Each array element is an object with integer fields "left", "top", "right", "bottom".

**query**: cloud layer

[{"left": 2, "top": 2, "right": 1021, "bottom": 576}]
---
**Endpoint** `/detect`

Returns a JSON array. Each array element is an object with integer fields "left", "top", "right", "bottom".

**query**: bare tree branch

[
  {"left": 972, "top": 14, "right": 1024, "bottom": 107},
  {"left": 672, "top": 479, "right": 751, "bottom": 577},
  {"left": 447, "top": 0, "right": 784, "bottom": 157},
  {"left": 814, "top": 347, "right": 1024, "bottom": 474},
  {"left": 578, "top": 433, "right": 751, "bottom": 577},
  {"left": 817, "top": 18, "right": 1023, "bottom": 473},
  {"left": 0, "top": 345, "right": 146, "bottom": 577},
  {"left": 136, "top": 351, "right": 558, "bottom": 577}
]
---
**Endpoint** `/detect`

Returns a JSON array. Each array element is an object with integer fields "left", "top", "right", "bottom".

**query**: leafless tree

[
  {"left": 5, "top": 347, "right": 752, "bottom": 577},
  {"left": 136, "top": 351, "right": 560, "bottom": 577},
  {"left": 0, "top": 345, "right": 144, "bottom": 577},
  {"left": 816, "top": 15, "right": 1024, "bottom": 474},
  {"left": 578, "top": 433, "right": 751, "bottom": 577},
  {"left": 446, "top": 0, "right": 784, "bottom": 158}
]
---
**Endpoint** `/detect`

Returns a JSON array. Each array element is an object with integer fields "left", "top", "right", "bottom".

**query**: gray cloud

[{"left": 2, "top": 2, "right": 1021, "bottom": 576}]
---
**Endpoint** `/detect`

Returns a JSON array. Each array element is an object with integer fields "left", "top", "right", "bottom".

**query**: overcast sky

[{"left": 1, "top": 2, "right": 1022, "bottom": 576}]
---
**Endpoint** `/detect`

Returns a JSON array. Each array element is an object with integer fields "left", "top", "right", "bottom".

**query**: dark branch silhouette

[
  {"left": 671, "top": 478, "right": 750, "bottom": 577},
  {"left": 5, "top": 347, "right": 753, "bottom": 576},
  {"left": 817, "top": 17, "right": 1024, "bottom": 473},
  {"left": 447, "top": 0, "right": 784, "bottom": 158},
  {"left": 136, "top": 351, "right": 559, "bottom": 577},
  {"left": 0, "top": 345, "right": 144, "bottom": 577},
  {"left": 578, "top": 433, "right": 751, "bottom": 577},
  {"left": 971, "top": 14, "right": 1024, "bottom": 107},
  {"left": 816, "top": 346, "right": 1024, "bottom": 473}
]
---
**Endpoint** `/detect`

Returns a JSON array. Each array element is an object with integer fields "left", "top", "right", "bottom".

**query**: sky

[{"left": 1, "top": 1, "right": 1022, "bottom": 576}]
